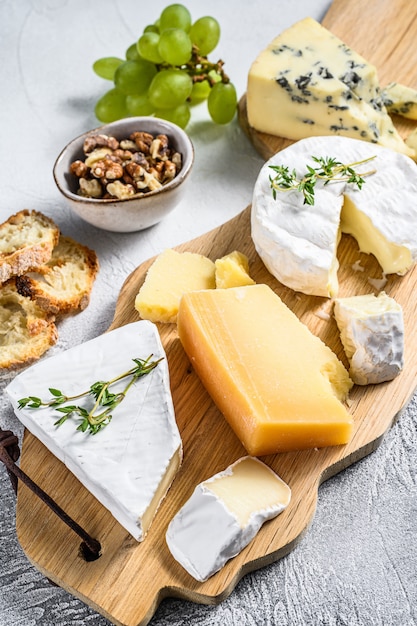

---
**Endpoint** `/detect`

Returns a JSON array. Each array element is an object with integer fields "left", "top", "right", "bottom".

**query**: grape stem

[{"left": 158, "top": 47, "right": 230, "bottom": 86}]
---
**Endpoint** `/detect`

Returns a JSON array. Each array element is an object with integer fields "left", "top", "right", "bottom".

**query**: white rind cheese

[
  {"left": 334, "top": 292, "right": 404, "bottom": 385},
  {"left": 6, "top": 321, "right": 182, "bottom": 541},
  {"left": 252, "top": 135, "right": 417, "bottom": 297},
  {"left": 246, "top": 17, "right": 415, "bottom": 159},
  {"left": 166, "top": 456, "right": 291, "bottom": 582}
]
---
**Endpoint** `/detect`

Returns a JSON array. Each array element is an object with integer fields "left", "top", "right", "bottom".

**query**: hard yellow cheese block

[
  {"left": 135, "top": 248, "right": 215, "bottom": 323},
  {"left": 178, "top": 284, "right": 353, "bottom": 455}
]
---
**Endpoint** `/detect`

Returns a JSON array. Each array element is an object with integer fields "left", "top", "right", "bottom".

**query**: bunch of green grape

[{"left": 92, "top": 3, "right": 237, "bottom": 129}]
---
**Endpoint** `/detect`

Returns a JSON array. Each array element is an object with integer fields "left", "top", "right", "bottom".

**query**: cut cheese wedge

[
  {"left": 215, "top": 250, "right": 255, "bottom": 288},
  {"left": 246, "top": 17, "right": 415, "bottom": 158},
  {"left": 166, "top": 456, "right": 291, "bottom": 582},
  {"left": 382, "top": 82, "right": 417, "bottom": 120},
  {"left": 252, "top": 135, "right": 417, "bottom": 297},
  {"left": 334, "top": 292, "right": 404, "bottom": 385},
  {"left": 177, "top": 284, "right": 353, "bottom": 455},
  {"left": 6, "top": 321, "right": 182, "bottom": 541},
  {"left": 135, "top": 248, "right": 215, "bottom": 323}
]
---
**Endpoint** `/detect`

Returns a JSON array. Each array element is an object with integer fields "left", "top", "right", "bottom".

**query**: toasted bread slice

[
  {"left": 0, "top": 279, "right": 58, "bottom": 370},
  {"left": 15, "top": 236, "right": 99, "bottom": 315},
  {"left": 0, "top": 210, "right": 60, "bottom": 284}
]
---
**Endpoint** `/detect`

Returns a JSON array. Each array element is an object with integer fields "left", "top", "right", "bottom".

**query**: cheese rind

[
  {"left": 6, "top": 321, "right": 182, "bottom": 541},
  {"left": 334, "top": 292, "right": 404, "bottom": 385},
  {"left": 135, "top": 248, "right": 215, "bottom": 323},
  {"left": 178, "top": 284, "right": 353, "bottom": 455},
  {"left": 252, "top": 135, "right": 417, "bottom": 297},
  {"left": 166, "top": 456, "right": 291, "bottom": 582},
  {"left": 246, "top": 17, "right": 415, "bottom": 158}
]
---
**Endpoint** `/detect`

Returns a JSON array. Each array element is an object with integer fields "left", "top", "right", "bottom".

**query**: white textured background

[{"left": 1, "top": 0, "right": 416, "bottom": 624}]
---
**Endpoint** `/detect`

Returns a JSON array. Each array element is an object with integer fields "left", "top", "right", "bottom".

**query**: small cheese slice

[
  {"left": 334, "top": 292, "right": 404, "bottom": 385},
  {"left": 135, "top": 248, "right": 215, "bottom": 323},
  {"left": 178, "top": 284, "right": 353, "bottom": 455},
  {"left": 382, "top": 82, "right": 417, "bottom": 120},
  {"left": 215, "top": 250, "right": 255, "bottom": 288},
  {"left": 252, "top": 135, "right": 417, "bottom": 297},
  {"left": 6, "top": 321, "right": 182, "bottom": 541},
  {"left": 166, "top": 456, "right": 291, "bottom": 582},
  {"left": 246, "top": 17, "right": 415, "bottom": 158}
]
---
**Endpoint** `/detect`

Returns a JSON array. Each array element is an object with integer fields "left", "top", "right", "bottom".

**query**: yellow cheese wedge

[
  {"left": 178, "top": 284, "right": 353, "bottom": 455},
  {"left": 215, "top": 251, "right": 255, "bottom": 288},
  {"left": 135, "top": 248, "right": 215, "bottom": 323}
]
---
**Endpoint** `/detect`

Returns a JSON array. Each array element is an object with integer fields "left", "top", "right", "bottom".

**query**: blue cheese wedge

[
  {"left": 6, "top": 320, "right": 182, "bottom": 541},
  {"left": 166, "top": 456, "right": 291, "bottom": 582},
  {"left": 334, "top": 292, "right": 404, "bottom": 385},
  {"left": 252, "top": 135, "right": 417, "bottom": 297},
  {"left": 246, "top": 17, "right": 415, "bottom": 158},
  {"left": 382, "top": 82, "right": 417, "bottom": 120}
]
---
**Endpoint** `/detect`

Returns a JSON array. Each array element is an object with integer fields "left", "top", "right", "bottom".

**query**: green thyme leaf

[
  {"left": 17, "top": 355, "right": 163, "bottom": 436},
  {"left": 269, "top": 154, "right": 376, "bottom": 205}
]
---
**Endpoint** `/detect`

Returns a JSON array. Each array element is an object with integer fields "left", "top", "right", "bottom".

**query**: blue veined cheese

[
  {"left": 382, "top": 82, "right": 417, "bottom": 120},
  {"left": 334, "top": 292, "right": 404, "bottom": 385},
  {"left": 6, "top": 320, "right": 182, "bottom": 541},
  {"left": 251, "top": 135, "right": 417, "bottom": 297},
  {"left": 166, "top": 456, "right": 291, "bottom": 582},
  {"left": 246, "top": 17, "right": 415, "bottom": 159}
]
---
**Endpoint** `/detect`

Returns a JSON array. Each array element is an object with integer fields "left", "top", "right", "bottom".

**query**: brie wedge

[
  {"left": 334, "top": 292, "right": 404, "bottom": 385},
  {"left": 166, "top": 456, "right": 291, "bottom": 582},
  {"left": 252, "top": 135, "right": 417, "bottom": 297},
  {"left": 6, "top": 320, "right": 182, "bottom": 541}
]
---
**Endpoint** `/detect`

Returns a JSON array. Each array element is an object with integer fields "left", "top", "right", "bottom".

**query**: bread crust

[
  {"left": 0, "top": 210, "right": 60, "bottom": 284},
  {"left": 16, "top": 236, "right": 100, "bottom": 315},
  {"left": 0, "top": 279, "right": 58, "bottom": 370}
]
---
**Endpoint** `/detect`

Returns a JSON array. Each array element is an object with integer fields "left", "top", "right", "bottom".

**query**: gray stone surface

[{"left": 1, "top": 1, "right": 416, "bottom": 624}]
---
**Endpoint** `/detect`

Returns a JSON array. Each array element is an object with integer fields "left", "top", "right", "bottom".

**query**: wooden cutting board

[{"left": 14, "top": 1, "right": 417, "bottom": 625}]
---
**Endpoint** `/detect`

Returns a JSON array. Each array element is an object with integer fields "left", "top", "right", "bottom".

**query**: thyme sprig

[
  {"left": 269, "top": 155, "right": 376, "bottom": 205},
  {"left": 17, "top": 355, "right": 163, "bottom": 435}
]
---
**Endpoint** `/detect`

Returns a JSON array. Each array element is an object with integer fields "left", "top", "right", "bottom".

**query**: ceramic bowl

[{"left": 53, "top": 117, "right": 194, "bottom": 233}]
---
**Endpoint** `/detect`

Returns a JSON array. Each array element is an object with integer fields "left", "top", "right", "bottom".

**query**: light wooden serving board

[{"left": 14, "top": 1, "right": 417, "bottom": 625}]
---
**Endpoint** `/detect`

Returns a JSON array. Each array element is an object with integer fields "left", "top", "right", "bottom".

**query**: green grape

[
  {"left": 137, "top": 32, "right": 163, "bottom": 64},
  {"left": 95, "top": 88, "right": 128, "bottom": 123},
  {"left": 144, "top": 24, "right": 159, "bottom": 34},
  {"left": 159, "top": 4, "right": 191, "bottom": 32},
  {"left": 190, "top": 16, "right": 220, "bottom": 56},
  {"left": 189, "top": 80, "right": 211, "bottom": 105},
  {"left": 126, "top": 94, "right": 155, "bottom": 116},
  {"left": 207, "top": 82, "right": 237, "bottom": 124},
  {"left": 148, "top": 69, "right": 192, "bottom": 109},
  {"left": 93, "top": 57, "right": 124, "bottom": 81},
  {"left": 158, "top": 28, "right": 192, "bottom": 66},
  {"left": 114, "top": 59, "right": 157, "bottom": 95},
  {"left": 126, "top": 43, "right": 140, "bottom": 61},
  {"left": 154, "top": 103, "right": 191, "bottom": 129}
]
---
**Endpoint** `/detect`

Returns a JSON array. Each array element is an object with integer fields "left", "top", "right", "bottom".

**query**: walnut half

[{"left": 69, "top": 130, "right": 182, "bottom": 199}]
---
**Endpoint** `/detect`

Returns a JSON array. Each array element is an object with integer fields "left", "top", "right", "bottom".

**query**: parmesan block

[
  {"left": 166, "top": 456, "right": 291, "bottom": 582},
  {"left": 215, "top": 251, "right": 255, "bottom": 288},
  {"left": 334, "top": 292, "right": 404, "bottom": 385},
  {"left": 177, "top": 284, "right": 353, "bottom": 455},
  {"left": 6, "top": 321, "right": 182, "bottom": 541},
  {"left": 135, "top": 248, "right": 215, "bottom": 323},
  {"left": 246, "top": 17, "right": 415, "bottom": 158}
]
